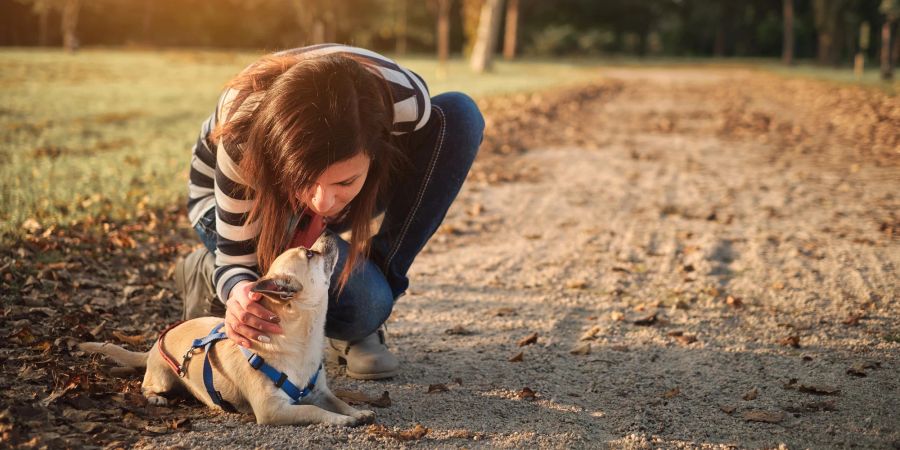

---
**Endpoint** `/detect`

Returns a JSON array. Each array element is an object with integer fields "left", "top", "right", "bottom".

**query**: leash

[{"left": 156, "top": 322, "right": 322, "bottom": 410}]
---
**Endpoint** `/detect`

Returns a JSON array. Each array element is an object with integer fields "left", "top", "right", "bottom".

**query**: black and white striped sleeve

[{"left": 211, "top": 90, "right": 264, "bottom": 303}]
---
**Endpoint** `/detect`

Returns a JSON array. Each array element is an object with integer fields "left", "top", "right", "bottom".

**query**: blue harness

[{"left": 181, "top": 323, "right": 322, "bottom": 411}]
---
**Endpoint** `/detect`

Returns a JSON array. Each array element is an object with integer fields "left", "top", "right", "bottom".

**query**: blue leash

[{"left": 183, "top": 323, "right": 322, "bottom": 411}]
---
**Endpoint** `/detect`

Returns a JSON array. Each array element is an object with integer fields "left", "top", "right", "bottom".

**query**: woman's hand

[{"left": 224, "top": 280, "right": 283, "bottom": 347}]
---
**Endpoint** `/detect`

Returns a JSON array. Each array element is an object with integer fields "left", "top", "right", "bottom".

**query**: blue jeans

[{"left": 193, "top": 92, "right": 484, "bottom": 342}]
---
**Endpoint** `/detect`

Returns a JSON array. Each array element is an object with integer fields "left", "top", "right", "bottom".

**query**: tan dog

[{"left": 79, "top": 236, "right": 375, "bottom": 426}]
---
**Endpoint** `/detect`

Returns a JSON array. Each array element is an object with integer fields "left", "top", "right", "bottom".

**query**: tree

[
  {"left": 783, "top": 0, "right": 795, "bottom": 64},
  {"left": 436, "top": 0, "right": 451, "bottom": 75},
  {"left": 503, "top": 0, "right": 519, "bottom": 60},
  {"left": 395, "top": 0, "right": 408, "bottom": 55},
  {"left": 812, "top": 0, "right": 848, "bottom": 65},
  {"left": 881, "top": 0, "right": 900, "bottom": 79},
  {"left": 469, "top": 0, "right": 503, "bottom": 72}
]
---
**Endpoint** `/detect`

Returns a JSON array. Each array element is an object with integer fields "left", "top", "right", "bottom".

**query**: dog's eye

[{"left": 305, "top": 250, "right": 313, "bottom": 260}]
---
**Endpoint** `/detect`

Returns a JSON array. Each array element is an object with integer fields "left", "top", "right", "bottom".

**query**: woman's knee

[{"left": 432, "top": 92, "right": 485, "bottom": 155}]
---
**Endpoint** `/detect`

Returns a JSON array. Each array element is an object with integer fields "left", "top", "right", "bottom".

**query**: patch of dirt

[{"left": 2, "top": 68, "right": 898, "bottom": 449}]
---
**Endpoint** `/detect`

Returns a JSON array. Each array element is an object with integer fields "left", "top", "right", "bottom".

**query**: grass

[
  {"left": 0, "top": 48, "right": 612, "bottom": 240},
  {"left": 2, "top": 48, "right": 895, "bottom": 240}
]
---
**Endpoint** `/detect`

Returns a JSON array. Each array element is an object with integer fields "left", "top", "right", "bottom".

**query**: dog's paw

[
  {"left": 328, "top": 414, "right": 359, "bottom": 427},
  {"left": 146, "top": 395, "right": 168, "bottom": 406},
  {"left": 351, "top": 409, "right": 376, "bottom": 424}
]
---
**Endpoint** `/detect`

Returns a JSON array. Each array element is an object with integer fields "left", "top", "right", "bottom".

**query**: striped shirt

[{"left": 186, "top": 44, "right": 432, "bottom": 303}]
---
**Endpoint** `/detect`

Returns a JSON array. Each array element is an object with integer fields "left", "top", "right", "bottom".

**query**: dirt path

[{"left": 142, "top": 69, "right": 899, "bottom": 449}]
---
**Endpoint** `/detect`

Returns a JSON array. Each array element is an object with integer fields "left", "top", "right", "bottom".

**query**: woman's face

[{"left": 298, "top": 152, "right": 371, "bottom": 218}]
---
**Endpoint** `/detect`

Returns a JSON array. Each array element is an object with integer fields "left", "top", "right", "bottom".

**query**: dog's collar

[{"left": 238, "top": 346, "right": 322, "bottom": 404}]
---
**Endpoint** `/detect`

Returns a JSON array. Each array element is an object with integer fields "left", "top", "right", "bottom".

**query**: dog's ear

[{"left": 251, "top": 278, "right": 300, "bottom": 302}]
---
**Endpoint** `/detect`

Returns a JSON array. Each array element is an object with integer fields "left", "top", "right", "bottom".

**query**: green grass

[
  {"left": 0, "top": 48, "right": 613, "bottom": 239},
  {"left": 2, "top": 49, "right": 896, "bottom": 240}
]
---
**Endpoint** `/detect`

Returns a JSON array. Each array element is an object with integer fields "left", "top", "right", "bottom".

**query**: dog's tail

[{"left": 78, "top": 342, "right": 149, "bottom": 368}]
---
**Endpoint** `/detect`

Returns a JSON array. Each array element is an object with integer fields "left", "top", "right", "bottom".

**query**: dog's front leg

[
  {"left": 252, "top": 396, "right": 359, "bottom": 426},
  {"left": 316, "top": 389, "right": 376, "bottom": 424}
]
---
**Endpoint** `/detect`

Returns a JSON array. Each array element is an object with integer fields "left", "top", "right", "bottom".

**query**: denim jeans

[{"left": 192, "top": 92, "right": 485, "bottom": 342}]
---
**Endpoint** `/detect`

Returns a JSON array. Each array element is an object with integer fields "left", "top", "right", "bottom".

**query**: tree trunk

[
  {"left": 502, "top": 0, "right": 518, "bottom": 60},
  {"left": 437, "top": 0, "right": 450, "bottom": 70},
  {"left": 395, "top": 0, "right": 407, "bottom": 55},
  {"left": 883, "top": 20, "right": 895, "bottom": 80},
  {"left": 469, "top": 0, "right": 503, "bottom": 73},
  {"left": 38, "top": 6, "right": 49, "bottom": 46},
  {"left": 61, "top": 0, "right": 81, "bottom": 53},
  {"left": 713, "top": 26, "right": 725, "bottom": 56},
  {"left": 783, "top": 0, "right": 795, "bottom": 65}
]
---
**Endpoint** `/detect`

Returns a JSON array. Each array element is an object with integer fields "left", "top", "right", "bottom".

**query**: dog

[{"left": 79, "top": 235, "right": 375, "bottom": 426}]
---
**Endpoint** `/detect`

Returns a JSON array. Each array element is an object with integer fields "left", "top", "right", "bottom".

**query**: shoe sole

[{"left": 327, "top": 352, "right": 399, "bottom": 380}]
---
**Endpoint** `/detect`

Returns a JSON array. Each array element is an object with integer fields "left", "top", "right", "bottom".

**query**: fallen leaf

[
  {"left": 508, "top": 351, "right": 524, "bottom": 362},
  {"left": 579, "top": 325, "right": 602, "bottom": 341},
  {"left": 846, "top": 361, "right": 880, "bottom": 377},
  {"left": 743, "top": 388, "right": 759, "bottom": 401},
  {"left": 779, "top": 335, "right": 801, "bottom": 348},
  {"left": 662, "top": 387, "right": 680, "bottom": 399},
  {"left": 427, "top": 384, "right": 448, "bottom": 394},
  {"left": 675, "top": 334, "right": 697, "bottom": 345},
  {"left": 743, "top": 410, "right": 784, "bottom": 423},
  {"left": 842, "top": 314, "right": 863, "bottom": 326},
  {"left": 144, "top": 425, "right": 170, "bottom": 434},
  {"left": 334, "top": 390, "right": 392, "bottom": 408},
  {"left": 565, "top": 279, "right": 588, "bottom": 289},
  {"left": 719, "top": 404, "right": 737, "bottom": 414},
  {"left": 170, "top": 417, "right": 192, "bottom": 431},
  {"left": 633, "top": 313, "right": 657, "bottom": 326},
  {"left": 444, "top": 325, "right": 475, "bottom": 336},
  {"left": 798, "top": 384, "right": 840, "bottom": 395},
  {"left": 89, "top": 320, "right": 106, "bottom": 339},
  {"left": 784, "top": 399, "right": 837, "bottom": 413},
  {"left": 569, "top": 342, "right": 591, "bottom": 355},
  {"left": 517, "top": 332, "right": 538, "bottom": 347},
  {"left": 72, "top": 422, "right": 104, "bottom": 434},
  {"left": 609, "top": 311, "right": 625, "bottom": 321},
  {"left": 726, "top": 295, "right": 743, "bottom": 308},
  {"left": 493, "top": 307, "right": 517, "bottom": 316},
  {"left": 112, "top": 330, "right": 151, "bottom": 346},
  {"left": 517, "top": 387, "right": 537, "bottom": 400},
  {"left": 366, "top": 423, "right": 428, "bottom": 441}
]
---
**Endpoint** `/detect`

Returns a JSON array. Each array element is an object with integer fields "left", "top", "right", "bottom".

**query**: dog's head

[{"left": 251, "top": 232, "right": 339, "bottom": 316}]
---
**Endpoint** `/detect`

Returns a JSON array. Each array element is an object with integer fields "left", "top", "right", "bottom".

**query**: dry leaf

[
  {"left": 569, "top": 343, "right": 591, "bottom": 355},
  {"left": 726, "top": 295, "right": 743, "bottom": 308},
  {"left": 580, "top": 325, "right": 602, "bottom": 341},
  {"left": 742, "top": 388, "right": 758, "bottom": 401},
  {"left": 565, "top": 279, "right": 588, "bottom": 289},
  {"left": 517, "top": 387, "right": 537, "bottom": 400},
  {"left": 842, "top": 314, "right": 862, "bottom": 326},
  {"left": 779, "top": 335, "right": 801, "bottom": 348},
  {"left": 112, "top": 330, "right": 150, "bottom": 346},
  {"left": 493, "top": 307, "right": 517, "bottom": 316},
  {"left": 675, "top": 334, "right": 697, "bottom": 345},
  {"left": 334, "top": 390, "right": 392, "bottom": 408},
  {"left": 427, "top": 384, "right": 448, "bottom": 394},
  {"left": 742, "top": 410, "right": 784, "bottom": 423},
  {"left": 508, "top": 351, "right": 524, "bottom": 362},
  {"left": 609, "top": 311, "right": 625, "bottom": 321},
  {"left": 719, "top": 404, "right": 737, "bottom": 414},
  {"left": 633, "top": 313, "right": 657, "bottom": 326},
  {"left": 662, "top": 387, "right": 680, "bottom": 399},
  {"left": 517, "top": 332, "right": 538, "bottom": 347},
  {"left": 366, "top": 423, "right": 429, "bottom": 441},
  {"left": 798, "top": 384, "right": 840, "bottom": 395},
  {"left": 444, "top": 325, "right": 474, "bottom": 336}
]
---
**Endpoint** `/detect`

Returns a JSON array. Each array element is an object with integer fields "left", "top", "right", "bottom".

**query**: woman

[{"left": 174, "top": 44, "right": 483, "bottom": 380}]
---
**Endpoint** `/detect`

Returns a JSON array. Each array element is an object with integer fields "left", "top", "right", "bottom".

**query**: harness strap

[
  {"left": 239, "top": 347, "right": 321, "bottom": 404},
  {"left": 198, "top": 323, "right": 236, "bottom": 412}
]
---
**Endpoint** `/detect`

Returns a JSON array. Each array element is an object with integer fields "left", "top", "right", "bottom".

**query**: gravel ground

[{"left": 141, "top": 68, "right": 899, "bottom": 449}]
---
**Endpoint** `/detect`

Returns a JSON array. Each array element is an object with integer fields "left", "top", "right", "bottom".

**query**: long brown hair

[{"left": 212, "top": 53, "right": 401, "bottom": 288}]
